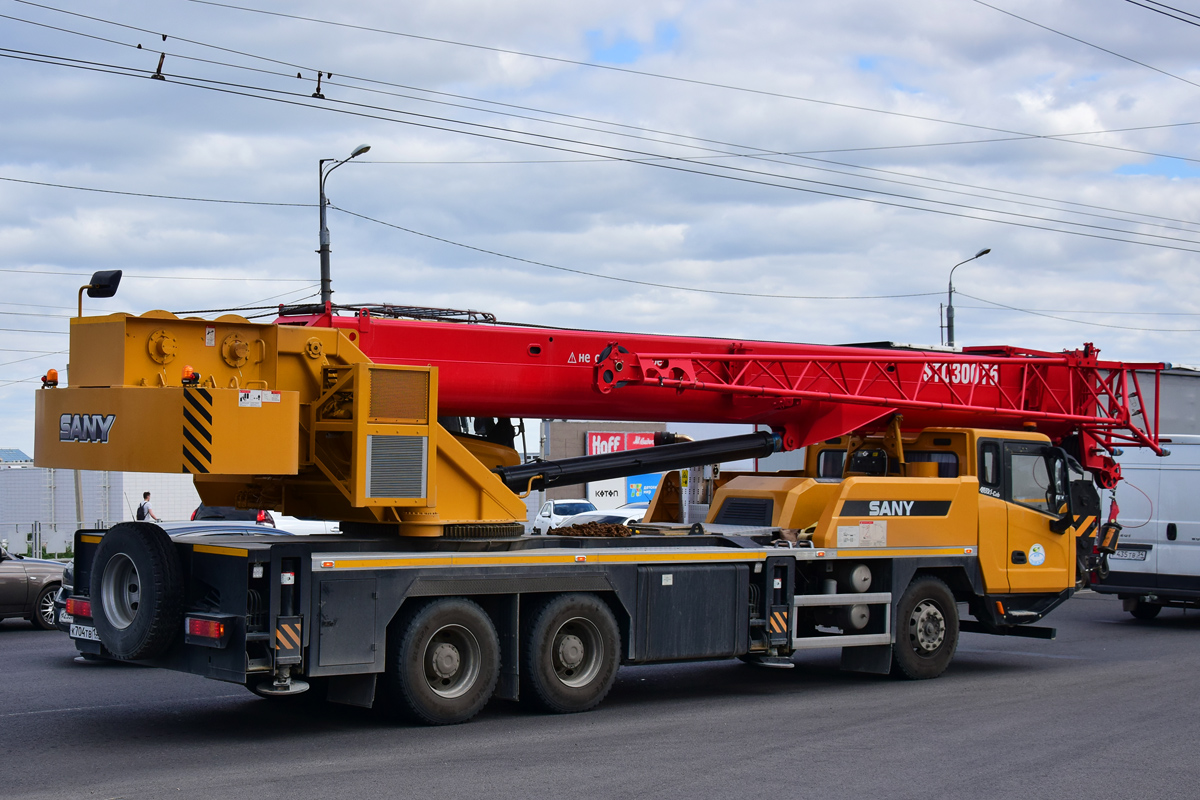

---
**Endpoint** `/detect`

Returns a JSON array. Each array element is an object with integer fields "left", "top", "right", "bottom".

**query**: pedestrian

[{"left": 136, "top": 491, "right": 161, "bottom": 522}]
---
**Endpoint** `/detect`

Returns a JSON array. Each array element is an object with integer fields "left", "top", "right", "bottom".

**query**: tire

[
  {"left": 1130, "top": 600, "right": 1162, "bottom": 620},
  {"left": 89, "top": 522, "right": 183, "bottom": 660},
  {"left": 30, "top": 584, "right": 60, "bottom": 631},
  {"left": 521, "top": 593, "right": 620, "bottom": 713},
  {"left": 383, "top": 598, "right": 499, "bottom": 725},
  {"left": 891, "top": 576, "right": 958, "bottom": 680}
]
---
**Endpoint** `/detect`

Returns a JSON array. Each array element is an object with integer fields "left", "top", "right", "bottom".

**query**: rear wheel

[
  {"left": 383, "top": 598, "right": 499, "bottom": 725},
  {"left": 89, "top": 523, "right": 183, "bottom": 660},
  {"left": 891, "top": 576, "right": 958, "bottom": 680},
  {"left": 521, "top": 593, "right": 620, "bottom": 713},
  {"left": 30, "top": 584, "right": 59, "bottom": 631},
  {"left": 1129, "top": 600, "right": 1162, "bottom": 620}
]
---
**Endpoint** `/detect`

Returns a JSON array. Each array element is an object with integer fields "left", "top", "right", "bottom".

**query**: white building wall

[{"left": 0, "top": 467, "right": 201, "bottom": 554}]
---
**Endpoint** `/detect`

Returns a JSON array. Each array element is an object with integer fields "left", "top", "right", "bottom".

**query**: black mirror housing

[{"left": 86, "top": 270, "right": 122, "bottom": 298}]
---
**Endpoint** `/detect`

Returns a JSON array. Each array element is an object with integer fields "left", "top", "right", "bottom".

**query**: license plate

[
  {"left": 59, "top": 611, "right": 73, "bottom": 624},
  {"left": 1110, "top": 549, "right": 1148, "bottom": 562},
  {"left": 70, "top": 624, "right": 100, "bottom": 641}
]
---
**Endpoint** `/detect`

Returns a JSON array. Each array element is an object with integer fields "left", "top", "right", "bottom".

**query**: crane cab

[{"left": 708, "top": 426, "right": 1090, "bottom": 596}]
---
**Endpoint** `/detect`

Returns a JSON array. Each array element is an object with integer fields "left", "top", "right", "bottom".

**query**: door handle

[{"left": 1167, "top": 523, "right": 1178, "bottom": 541}]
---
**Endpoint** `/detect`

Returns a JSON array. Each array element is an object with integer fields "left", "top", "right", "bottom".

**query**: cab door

[{"left": 1005, "top": 442, "right": 1071, "bottom": 593}]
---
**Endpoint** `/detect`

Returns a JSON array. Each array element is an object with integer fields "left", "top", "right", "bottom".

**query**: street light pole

[
  {"left": 318, "top": 143, "right": 371, "bottom": 306},
  {"left": 945, "top": 247, "right": 991, "bottom": 347}
]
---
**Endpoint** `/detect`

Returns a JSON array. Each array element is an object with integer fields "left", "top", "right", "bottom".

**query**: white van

[{"left": 1095, "top": 434, "right": 1200, "bottom": 619}]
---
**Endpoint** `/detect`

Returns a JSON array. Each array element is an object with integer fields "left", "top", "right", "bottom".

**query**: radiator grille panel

[
  {"left": 366, "top": 435, "right": 427, "bottom": 499},
  {"left": 369, "top": 369, "right": 429, "bottom": 422}
]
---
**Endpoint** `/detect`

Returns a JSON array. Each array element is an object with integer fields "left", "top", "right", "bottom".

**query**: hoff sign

[{"left": 586, "top": 431, "right": 656, "bottom": 455}]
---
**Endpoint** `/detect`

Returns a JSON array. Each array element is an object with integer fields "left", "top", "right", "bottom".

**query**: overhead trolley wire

[
  {"left": 958, "top": 292, "right": 1200, "bottom": 332},
  {"left": 972, "top": 0, "right": 1200, "bottom": 91},
  {"left": 1124, "top": 0, "right": 1200, "bottom": 28},
  {"left": 327, "top": 205, "right": 941, "bottom": 300},
  {"left": 11, "top": 6, "right": 1200, "bottom": 236},
  {"left": 20, "top": 0, "right": 1200, "bottom": 175},
  {"left": 8, "top": 48, "right": 1200, "bottom": 256}
]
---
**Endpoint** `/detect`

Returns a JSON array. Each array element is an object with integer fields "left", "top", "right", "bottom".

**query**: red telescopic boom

[{"left": 280, "top": 307, "right": 1164, "bottom": 487}]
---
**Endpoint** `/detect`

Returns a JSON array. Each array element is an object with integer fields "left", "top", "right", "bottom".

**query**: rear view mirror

[
  {"left": 86, "top": 270, "right": 122, "bottom": 298},
  {"left": 1044, "top": 447, "right": 1074, "bottom": 533}
]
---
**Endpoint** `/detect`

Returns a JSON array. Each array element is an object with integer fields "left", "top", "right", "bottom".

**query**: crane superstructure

[{"left": 37, "top": 287, "right": 1165, "bottom": 724}]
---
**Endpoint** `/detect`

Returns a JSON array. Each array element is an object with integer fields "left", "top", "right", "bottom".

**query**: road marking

[
  {"left": 956, "top": 646, "right": 1085, "bottom": 660},
  {"left": 0, "top": 693, "right": 244, "bottom": 718}
]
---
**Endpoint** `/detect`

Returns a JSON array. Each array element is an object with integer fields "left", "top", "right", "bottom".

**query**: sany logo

[
  {"left": 588, "top": 433, "right": 625, "bottom": 455},
  {"left": 868, "top": 500, "right": 915, "bottom": 516},
  {"left": 59, "top": 413, "right": 116, "bottom": 443}
]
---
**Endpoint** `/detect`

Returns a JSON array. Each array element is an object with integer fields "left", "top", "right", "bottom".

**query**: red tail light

[
  {"left": 190, "top": 508, "right": 197, "bottom": 520},
  {"left": 66, "top": 597, "right": 92, "bottom": 617},
  {"left": 257, "top": 510, "right": 266, "bottom": 523},
  {"left": 186, "top": 617, "right": 226, "bottom": 639}
]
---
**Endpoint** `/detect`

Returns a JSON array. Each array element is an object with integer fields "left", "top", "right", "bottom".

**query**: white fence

[{"left": 2, "top": 520, "right": 110, "bottom": 558}]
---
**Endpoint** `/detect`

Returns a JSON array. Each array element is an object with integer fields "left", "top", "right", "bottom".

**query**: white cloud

[{"left": 3, "top": 0, "right": 1200, "bottom": 455}]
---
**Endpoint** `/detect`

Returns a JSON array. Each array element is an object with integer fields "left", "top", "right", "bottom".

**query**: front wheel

[
  {"left": 31, "top": 584, "right": 59, "bottom": 631},
  {"left": 521, "top": 593, "right": 620, "bottom": 713},
  {"left": 892, "top": 576, "right": 958, "bottom": 680},
  {"left": 383, "top": 598, "right": 499, "bottom": 725},
  {"left": 1129, "top": 600, "right": 1162, "bottom": 620}
]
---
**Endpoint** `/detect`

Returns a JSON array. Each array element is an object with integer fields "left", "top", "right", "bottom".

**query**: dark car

[
  {"left": 191, "top": 505, "right": 275, "bottom": 527},
  {"left": 0, "top": 545, "right": 65, "bottom": 630}
]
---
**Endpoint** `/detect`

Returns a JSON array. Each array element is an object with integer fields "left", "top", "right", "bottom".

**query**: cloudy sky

[{"left": 4, "top": 0, "right": 1200, "bottom": 454}]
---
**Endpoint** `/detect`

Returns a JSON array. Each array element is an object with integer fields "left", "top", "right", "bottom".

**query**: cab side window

[
  {"left": 1009, "top": 453, "right": 1051, "bottom": 513},
  {"left": 979, "top": 442, "right": 1000, "bottom": 489},
  {"left": 817, "top": 450, "right": 845, "bottom": 478}
]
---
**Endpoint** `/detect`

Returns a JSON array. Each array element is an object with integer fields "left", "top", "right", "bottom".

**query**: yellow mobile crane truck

[{"left": 38, "top": 273, "right": 1163, "bottom": 723}]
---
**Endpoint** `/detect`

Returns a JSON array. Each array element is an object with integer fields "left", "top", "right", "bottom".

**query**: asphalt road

[{"left": 3, "top": 591, "right": 1197, "bottom": 800}]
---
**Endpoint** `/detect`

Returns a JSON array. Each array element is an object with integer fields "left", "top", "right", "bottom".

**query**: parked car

[
  {"left": 555, "top": 508, "right": 648, "bottom": 529},
  {"left": 0, "top": 545, "right": 65, "bottom": 630},
  {"left": 530, "top": 499, "right": 596, "bottom": 534},
  {"left": 192, "top": 505, "right": 275, "bottom": 527}
]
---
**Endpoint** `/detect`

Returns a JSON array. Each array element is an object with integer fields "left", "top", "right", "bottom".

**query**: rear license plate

[
  {"left": 70, "top": 624, "right": 99, "bottom": 641},
  {"left": 59, "top": 611, "right": 73, "bottom": 624},
  {"left": 1110, "top": 549, "right": 1148, "bottom": 562}
]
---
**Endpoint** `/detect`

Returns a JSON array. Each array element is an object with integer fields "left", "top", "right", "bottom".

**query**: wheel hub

[
  {"left": 429, "top": 642, "right": 461, "bottom": 679},
  {"left": 910, "top": 600, "right": 945, "bottom": 653},
  {"left": 100, "top": 552, "right": 141, "bottom": 630},
  {"left": 557, "top": 634, "right": 585, "bottom": 670},
  {"left": 422, "top": 623, "right": 482, "bottom": 699}
]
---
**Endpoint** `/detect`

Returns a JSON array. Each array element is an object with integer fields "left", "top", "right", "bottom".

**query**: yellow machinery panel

[
  {"left": 35, "top": 386, "right": 299, "bottom": 475},
  {"left": 34, "top": 310, "right": 528, "bottom": 537}
]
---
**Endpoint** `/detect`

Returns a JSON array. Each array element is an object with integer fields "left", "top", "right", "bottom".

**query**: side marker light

[
  {"left": 995, "top": 600, "right": 1005, "bottom": 616},
  {"left": 321, "top": 561, "right": 334, "bottom": 568},
  {"left": 575, "top": 555, "right": 587, "bottom": 563}
]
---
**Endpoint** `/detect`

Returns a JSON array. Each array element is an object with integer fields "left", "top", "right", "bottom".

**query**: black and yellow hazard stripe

[
  {"left": 276, "top": 621, "right": 302, "bottom": 652},
  {"left": 768, "top": 609, "right": 789, "bottom": 634},
  {"left": 182, "top": 388, "right": 213, "bottom": 474}
]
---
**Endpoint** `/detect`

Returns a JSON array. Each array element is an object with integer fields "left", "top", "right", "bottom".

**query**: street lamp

[
  {"left": 943, "top": 247, "right": 991, "bottom": 347},
  {"left": 318, "top": 143, "right": 371, "bottom": 305}
]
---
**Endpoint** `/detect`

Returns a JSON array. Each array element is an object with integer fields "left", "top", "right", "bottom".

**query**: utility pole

[
  {"left": 318, "top": 144, "right": 371, "bottom": 305},
  {"left": 945, "top": 248, "right": 991, "bottom": 347}
]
